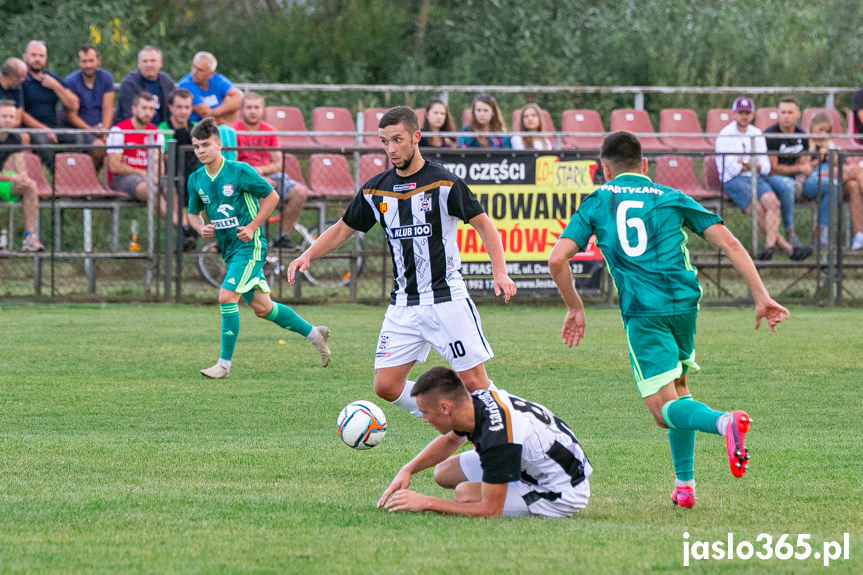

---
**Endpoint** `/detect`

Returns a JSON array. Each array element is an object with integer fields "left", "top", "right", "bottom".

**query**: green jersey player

[
  {"left": 548, "top": 131, "right": 789, "bottom": 509},
  {"left": 188, "top": 118, "right": 330, "bottom": 379}
]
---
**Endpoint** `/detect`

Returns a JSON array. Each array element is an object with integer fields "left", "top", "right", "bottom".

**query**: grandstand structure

[{"left": 1, "top": 84, "right": 862, "bottom": 304}]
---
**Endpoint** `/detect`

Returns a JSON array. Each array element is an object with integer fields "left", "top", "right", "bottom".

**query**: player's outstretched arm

[
  {"left": 549, "top": 237, "right": 586, "bottom": 347},
  {"left": 702, "top": 223, "right": 790, "bottom": 331},
  {"left": 469, "top": 213, "right": 516, "bottom": 302},
  {"left": 377, "top": 432, "right": 466, "bottom": 509},
  {"left": 287, "top": 219, "right": 356, "bottom": 284},
  {"left": 384, "top": 481, "right": 507, "bottom": 517}
]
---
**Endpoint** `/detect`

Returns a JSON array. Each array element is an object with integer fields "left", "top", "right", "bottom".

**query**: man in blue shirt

[
  {"left": 116, "top": 45, "right": 175, "bottom": 125},
  {"left": 21, "top": 40, "right": 80, "bottom": 168},
  {"left": 64, "top": 44, "right": 115, "bottom": 169},
  {"left": 178, "top": 52, "right": 242, "bottom": 124},
  {"left": 0, "top": 58, "right": 27, "bottom": 127}
]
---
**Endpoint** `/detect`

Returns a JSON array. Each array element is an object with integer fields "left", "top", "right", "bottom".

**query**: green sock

[
  {"left": 661, "top": 396, "right": 723, "bottom": 434},
  {"left": 219, "top": 303, "right": 240, "bottom": 362},
  {"left": 265, "top": 302, "right": 312, "bottom": 336},
  {"left": 668, "top": 395, "right": 695, "bottom": 482}
]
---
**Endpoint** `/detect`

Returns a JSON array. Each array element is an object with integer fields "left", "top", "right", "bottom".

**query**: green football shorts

[
  {"left": 623, "top": 312, "right": 701, "bottom": 398},
  {"left": 0, "top": 170, "right": 17, "bottom": 202},
  {"left": 221, "top": 256, "right": 271, "bottom": 294}
]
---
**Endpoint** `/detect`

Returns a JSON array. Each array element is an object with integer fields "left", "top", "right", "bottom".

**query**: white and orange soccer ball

[{"left": 337, "top": 400, "right": 387, "bottom": 449}]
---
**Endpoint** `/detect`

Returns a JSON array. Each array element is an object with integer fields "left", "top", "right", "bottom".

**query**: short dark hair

[
  {"left": 168, "top": 88, "right": 193, "bottom": 106},
  {"left": 78, "top": 44, "right": 99, "bottom": 57},
  {"left": 411, "top": 366, "right": 470, "bottom": 404},
  {"left": 779, "top": 97, "right": 799, "bottom": 108},
  {"left": 379, "top": 106, "right": 419, "bottom": 134},
  {"left": 0, "top": 99, "right": 16, "bottom": 109},
  {"left": 600, "top": 131, "right": 642, "bottom": 173},
  {"left": 191, "top": 117, "right": 221, "bottom": 141},
  {"left": 132, "top": 91, "right": 155, "bottom": 107}
]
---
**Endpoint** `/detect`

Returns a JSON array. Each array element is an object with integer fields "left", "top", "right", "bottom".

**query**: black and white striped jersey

[
  {"left": 341, "top": 160, "right": 484, "bottom": 306},
  {"left": 456, "top": 388, "right": 592, "bottom": 497}
]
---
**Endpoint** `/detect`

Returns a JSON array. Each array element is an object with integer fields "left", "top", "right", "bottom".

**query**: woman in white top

[{"left": 511, "top": 103, "right": 553, "bottom": 150}]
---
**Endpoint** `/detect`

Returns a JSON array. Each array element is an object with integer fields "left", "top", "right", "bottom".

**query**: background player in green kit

[
  {"left": 548, "top": 131, "right": 790, "bottom": 509},
  {"left": 188, "top": 118, "right": 330, "bottom": 379}
]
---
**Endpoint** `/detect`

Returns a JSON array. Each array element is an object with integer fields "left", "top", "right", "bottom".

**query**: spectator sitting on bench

[
  {"left": 178, "top": 51, "right": 242, "bottom": 125},
  {"left": 107, "top": 92, "right": 192, "bottom": 243},
  {"left": 64, "top": 44, "right": 115, "bottom": 172},
  {"left": 715, "top": 96, "right": 811, "bottom": 261},
  {"left": 0, "top": 58, "right": 27, "bottom": 128},
  {"left": 233, "top": 92, "right": 309, "bottom": 250},
  {"left": 0, "top": 99, "right": 43, "bottom": 251}
]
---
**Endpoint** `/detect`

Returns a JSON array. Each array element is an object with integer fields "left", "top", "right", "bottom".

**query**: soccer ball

[{"left": 337, "top": 400, "right": 387, "bottom": 450}]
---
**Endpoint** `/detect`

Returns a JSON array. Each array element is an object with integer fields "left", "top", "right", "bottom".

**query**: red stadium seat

[
  {"left": 281, "top": 153, "right": 307, "bottom": 186},
  {"left": 13, "top": 152, "right": 52, "bottom": 197},
  {"left": 361, "top": 108, "right": 388, "bottom": 148},
  {"left": 609, "top": 109, "right": 670, "bottom": 152},
  {"left": 705, "top": 109, "right": 733, "bottom": 147},
  {"left": 658, "top": 109, "right": 713, "bottom": 151},
  {"left": 656, "top": 156, "right": 720, "bottom": 203},
  {"left": 512, "top": 107, "right": 556, "bottom": 133},
  {"left": 308, "top": 153, "right": 355, "bottom": 198},
  {"left": 312, "top": 107, "right": 357, "bottom": 148},
  {"left": 53, "top": 153, "right": 119, "bottom": 197},
  {"left": 359, "top": 154, "right": 389, "bottom": 183},
  {"left": 263, "top": 106, "right": 318, "bottom": 149},
  {"left": 703, "top": 156, "right": 723, "bottom": 194},
  {"left": 560, "top": 109, "right": 604, "bottom": 150},
  {"left": 755, "top": 107, "right": 779, "bottom": 131}
]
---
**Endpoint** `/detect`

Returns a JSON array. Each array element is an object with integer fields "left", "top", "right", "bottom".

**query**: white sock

[
  {"left": 391, "top": 379, "right": 421, "bottom": 417},
  {"left": 217, "top": 358, "right": 232, "bottom": 370},
  {"left": 675, "top": 478, "right": 695, "bottom": 488},
  {"left": 716, "top": 412, "right": 731, "bottom": 436}
]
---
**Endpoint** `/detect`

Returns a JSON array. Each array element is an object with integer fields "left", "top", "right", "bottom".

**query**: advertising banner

[{"left": 431, "top": 152, "right": 605, "bottom": 293}]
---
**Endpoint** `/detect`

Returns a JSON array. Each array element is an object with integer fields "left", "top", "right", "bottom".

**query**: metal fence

[{"left": 2, "top": 135, "right": 863, "bottom": 305}]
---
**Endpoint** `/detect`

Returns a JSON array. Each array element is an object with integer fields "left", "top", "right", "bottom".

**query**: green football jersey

[
  {"left": 188, "top": 158, "right": 274, "bottom": 263},
  {"left": 562, "top": 173, "right": 722, "bottom": 317}
]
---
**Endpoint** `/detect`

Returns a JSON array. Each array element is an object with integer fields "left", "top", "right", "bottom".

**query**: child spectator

[
  {"left": 511, "top": 103, "right": 553, "bottom": 150},
  {"left": 804, "top": 111, "right": 863, "bottom": 250},
  {"left": 458, "top": 93, "right": 510, "bottom": 149},
  {"left": 418, "top": 99, "right": 457, "bottom": 149}
]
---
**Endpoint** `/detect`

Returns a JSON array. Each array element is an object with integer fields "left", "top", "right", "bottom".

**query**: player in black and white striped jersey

[
  {"left": 288, "top": 107, "right": 516, "bottom": 416},
  {"left": 377, "top": 366, "right": 592, "bottom": 518}
]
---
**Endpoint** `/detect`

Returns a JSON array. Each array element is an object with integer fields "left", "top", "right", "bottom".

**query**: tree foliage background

[{"left": 2, "top": 0, "right": 863, "bottom": 117}]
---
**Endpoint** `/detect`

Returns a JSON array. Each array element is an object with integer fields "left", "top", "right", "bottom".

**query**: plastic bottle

[{"left": 129, "top": 219, "right": 140, "bottom": 252}]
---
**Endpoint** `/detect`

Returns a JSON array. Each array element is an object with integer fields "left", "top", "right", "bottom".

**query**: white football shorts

[
  {"left": 374, "top": 298, "right": 494, "bottom": 372},
  {"left": 458, "top": 450, "right": 590, "bottom": 518}
]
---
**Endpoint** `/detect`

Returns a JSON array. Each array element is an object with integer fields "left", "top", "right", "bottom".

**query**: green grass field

[{"left": 1, "top": 303, "right": 860, "bottom": 574}]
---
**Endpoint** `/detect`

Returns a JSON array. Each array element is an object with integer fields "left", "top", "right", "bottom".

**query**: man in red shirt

[
  {"left": 107, "top": 91, "right": 185, "bottom": 231},
  {"left": 233, "top": 92, "right": 309, "bottom": 249}
]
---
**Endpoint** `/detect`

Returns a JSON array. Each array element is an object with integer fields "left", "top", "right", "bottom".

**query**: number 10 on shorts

[{"left": 448, "top": 340, "right": 466, "bottom": 358}]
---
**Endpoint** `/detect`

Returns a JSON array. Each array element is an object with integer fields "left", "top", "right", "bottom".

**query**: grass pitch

[{"left": 0, "top": 303, "right": 860, "bottom": 574}]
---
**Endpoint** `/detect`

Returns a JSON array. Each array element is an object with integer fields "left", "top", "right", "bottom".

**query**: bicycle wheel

[
  {"left": 296, "top": 221, "right": 365, "bottom": 288},
  {"left": 197, "top": 241, "right": 226, "bottom": 288}
]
